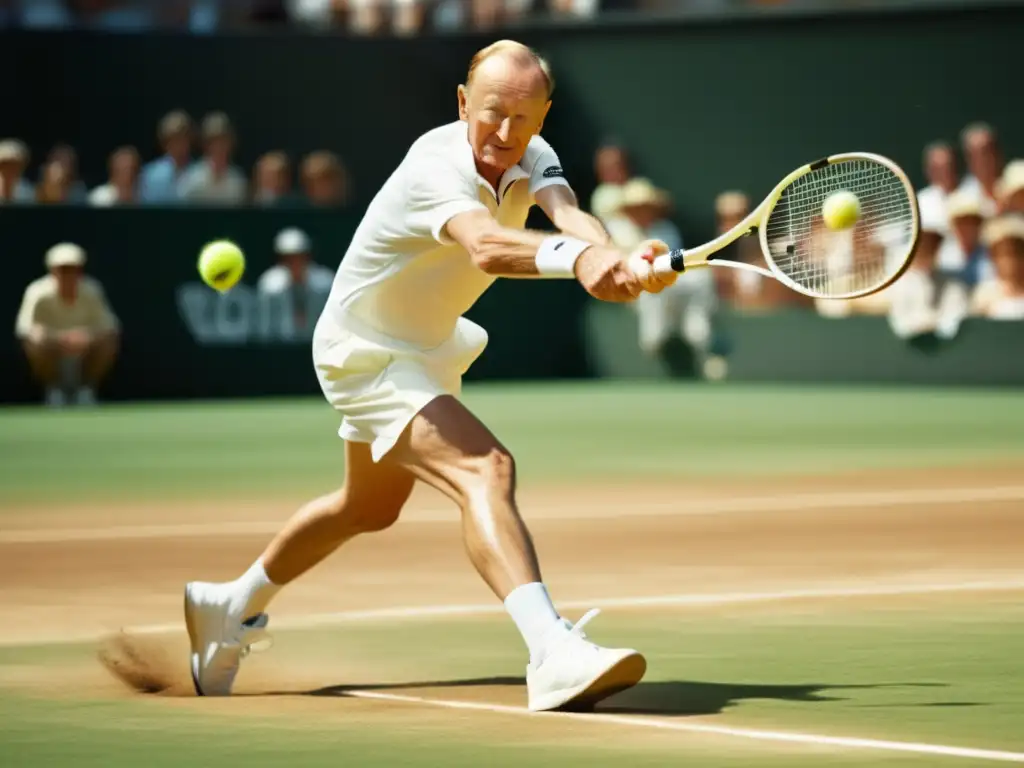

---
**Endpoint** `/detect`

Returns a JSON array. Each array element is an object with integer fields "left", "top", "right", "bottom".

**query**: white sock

[
  {"left": 226, "top": 560, "right": 281, "bottom": 621},
  {"left": 504, "top": 582, "right": 568, "bottom": 665}
]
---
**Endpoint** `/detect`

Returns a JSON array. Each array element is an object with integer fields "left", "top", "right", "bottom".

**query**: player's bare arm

[
  {"left": 534, "top": 184, "right": 612, "bottom": 246},
  {"left": 445, "top": 208, "right": 671, "bottom": 301}
]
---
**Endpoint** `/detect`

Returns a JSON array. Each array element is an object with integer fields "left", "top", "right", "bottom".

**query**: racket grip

[{"left": 653, "top": 251, "right": 686, "bottom": 277}]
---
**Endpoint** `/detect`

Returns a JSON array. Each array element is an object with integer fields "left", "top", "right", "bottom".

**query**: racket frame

[{"left": 654, "top": 152, "right": 920, "bottom": 300}]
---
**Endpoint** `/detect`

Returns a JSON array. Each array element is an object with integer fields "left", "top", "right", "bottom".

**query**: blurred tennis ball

[
  {"left": 822, "top": 190, "right": 861, "bottom": 230},
  {"left": 198, "top": 240, "right": 245, "bottom": 292}
]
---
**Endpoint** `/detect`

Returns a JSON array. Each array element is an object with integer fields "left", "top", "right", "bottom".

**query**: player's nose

[{"left": 496, "top": 119, "right": 512, "bottom": 143}]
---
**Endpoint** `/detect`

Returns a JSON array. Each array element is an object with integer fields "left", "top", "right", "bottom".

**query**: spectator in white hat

[
  {"left": 257, "top": 228, "right": 335, "bottom": 339},
  {"left": 605, "top": 177, "right": 718, "bottom": 375},
  {"left": 941, "top": 189, "right": 992, "bottom": 286},
  {"left": 14, "top": 243, "right": 121, "bottom": 407},
  {"left": 0, "top": 139, "right": 35, "bottom": 204},
  {"left": 996, "top": 160, "right": 1024, "bottom": 215},
  {"left": 971, "top": 215, "right": 1024, "bottom": 321}
]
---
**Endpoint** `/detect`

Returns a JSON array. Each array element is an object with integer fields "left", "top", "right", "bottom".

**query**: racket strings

[{"left": 765, "top": 159, "right": 915, "bottom": 299}]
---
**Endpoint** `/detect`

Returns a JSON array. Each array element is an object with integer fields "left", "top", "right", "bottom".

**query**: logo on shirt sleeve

[{"left": 542, "top": 166, "right": 565, "bottom": 179}]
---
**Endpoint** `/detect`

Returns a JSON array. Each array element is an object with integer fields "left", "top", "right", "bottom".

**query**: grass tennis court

[{"left": 1, "top": 382, "right": 1023, "bottom": 766}]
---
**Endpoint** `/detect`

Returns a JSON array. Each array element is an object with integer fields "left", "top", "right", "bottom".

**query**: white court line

[
  {"left": 3, "top": 484, "right": 1024, "bottom": 544},
  {"left": 345, "top": 690, "right": 1024, "bottom": 763},
  {"left": 52, "top": 577, "right": 1019, "bottom": 644}
]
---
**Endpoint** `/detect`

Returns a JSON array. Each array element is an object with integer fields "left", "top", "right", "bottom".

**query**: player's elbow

[{"left": 464, "top": 229, "right": 506, "bottom": 275}]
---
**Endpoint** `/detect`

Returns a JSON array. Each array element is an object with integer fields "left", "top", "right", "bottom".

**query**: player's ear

[
  {"left": 537, "top": 100, "right": 552, "bottom": 133},
  {"left": 457, "top": 85, "right": 469, "bottom": 122}
]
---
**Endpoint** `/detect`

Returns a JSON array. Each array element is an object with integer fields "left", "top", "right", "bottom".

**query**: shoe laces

[
  {"left": 569, "top": 608, "right": 601, "bottom": 640},
  {"left": 236, "top": 613, "right": 273, "bottom": 659}
]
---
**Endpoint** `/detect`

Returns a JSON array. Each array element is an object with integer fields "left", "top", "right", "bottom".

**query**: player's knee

[
  {"left": 336, "top": 483, "right": 409, "bottom": 534},
  {"left": 462, "top": 446, "right": 517, "bottom": 497}
]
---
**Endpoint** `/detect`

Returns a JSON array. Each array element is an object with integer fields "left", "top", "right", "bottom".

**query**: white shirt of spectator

[
  {"left": 887, "top": 269, "right": 968, "bottom": 339},
  {"left": 325, "top": 120, "right": 571, "bottom": 348},
  {"left": 916, "top": 185, "right": 963, "bottom": 271},
  {"left": 177, "top": 160, "right": 248, "bottom": 205},
  {"left": 956, "top": 176, "right": 999, "bottom": 218},
  {"left": 88, "top": 184, "right": 124, "bottom": 207},
  {"left": 258, "top": 263, "right": 335, "bottom": 295}
]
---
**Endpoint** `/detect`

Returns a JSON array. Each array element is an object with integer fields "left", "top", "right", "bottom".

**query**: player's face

[{"left": 460, "top": 69, "right": 550, "bottom": 174}]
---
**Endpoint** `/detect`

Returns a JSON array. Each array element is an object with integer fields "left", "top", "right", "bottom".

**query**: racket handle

[{"left": 652, "top": 250, "right": 686, "bottom": 277}]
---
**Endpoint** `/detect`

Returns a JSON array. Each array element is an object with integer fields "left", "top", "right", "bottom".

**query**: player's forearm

[
  {"left": 470, "top": 226, "right": 590, "bottom": 277},
  {"left": 550, "top": 206, "right": 612, "bottom": 246}
]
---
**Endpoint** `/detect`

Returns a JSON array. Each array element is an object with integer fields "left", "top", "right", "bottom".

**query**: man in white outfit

[{"left": 184, "top": 40, "right": 675, "bottom": 712}]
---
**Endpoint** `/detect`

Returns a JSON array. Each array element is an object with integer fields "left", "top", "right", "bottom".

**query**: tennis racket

[{"left": 651, "top": 152, "right": 920, "bottom": 300}]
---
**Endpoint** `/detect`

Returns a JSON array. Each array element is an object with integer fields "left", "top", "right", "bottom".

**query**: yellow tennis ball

[
  {"left": 198, "top": 240, "right": 245, "bottom": 292},
  {"left": 822, "top": 190, "right": 861, "bottom": 230}
]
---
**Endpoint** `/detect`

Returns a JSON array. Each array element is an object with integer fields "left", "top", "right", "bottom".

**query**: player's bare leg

[
  {"left": 387, "top": 395, "right": 646, "bottom": 711},
  {"left": 184, "top": 441, "right": 415, "bottom": 696}
]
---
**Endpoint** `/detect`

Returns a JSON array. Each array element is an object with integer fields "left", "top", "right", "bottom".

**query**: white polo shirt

[{"left": 326, "top": 120, "right": 572, "bottom": 348}]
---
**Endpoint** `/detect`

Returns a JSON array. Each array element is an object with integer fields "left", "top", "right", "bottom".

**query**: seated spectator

[
  {"left": 608, "top": 178, "right": 717, "bottom": 374},
  {"left": 257, "top": 228, "right": 335, "bottom": 338},
  {"left": 140, "top": 110, "right": 196, "bottom": 203},
  {"left": 886, "top": 215, "right": 969, "bottom": 341},
  {"left": 996, "top": 159, "right": 1024, "bottom": 215},
  {"left": 916, "top": 140, "right": 962, "bottom": 271},
  {"left": 956, "top": 122, "right": 1003, "bottom": 218},
  {"left": 971, "top": 215, "right": 1024, "bottom": 321},
  {"left": 942, "top": 190, "right": 992, "bottom": 287},
  {"left": 252, "top": 151, "right": 299, "bottom": 207},
  {"left": 35, "top": 160, "right": 73, "bottom": 204},
  {"left": 14, "top": 243, "right": 120, "bottom": 407},
  {"left": 46, "top": 143, "right": 88, "bottom": 203},
  {"left": 0, "top": 139, "right": 35, "bottom": 203},
  {"left": 301, "top": 150, "right": 350, "bottom": 207},
  {"left": 178, "top": 112, "right": 247, "bottom": 205},
  {"left": 549, "top": 0, "right": 599, "bottom": 18},
  {"left": 89, "top": 146, "right": 141, "bottom": 206},
  {"left": 590, "top": 140, "right": 632, "bottom": 224}
]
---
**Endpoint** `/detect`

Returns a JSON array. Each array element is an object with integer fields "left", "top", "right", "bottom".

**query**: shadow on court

[{"left": 302, "top": 678, "right": 953, "bottom": 716}]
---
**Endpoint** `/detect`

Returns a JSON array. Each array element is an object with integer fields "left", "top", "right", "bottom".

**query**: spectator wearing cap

[
  {"left": 916, "top": 141, "right": 962, "bottom": 272},
  {"left": 300, "top": 151, "right": 350, "bottom": 208},
  {"left": 257, "top": 228, "right": 335, "bottom": 339},
  {"left": 956, "top": 122, "right": 1003, "bottom": 218},
  {"left": 0, "top": 139, "right": 36, "bottom": 203},
  {"left": 996, "top": 160, "right": 1024, "bottom": 215},
  {"left": 139, "top": 110, "right": 196, "bottom": 203},
  {"left": 886, "top": 210, "right": 969, "bottom": 341},
  {"left": 941, "top": 189, "right": 992, "bottom": 287},
  {"left": 89, "top": 146, "right": 141, "bottom": 206},
  {"left": 252, "top": 151, "right": 300, "bottom": 207},
  {"left": 606, "top": 178, "right": 717, "bottom": 374},
  {"left": 178, "top": 112, "right": 247, "bottom": 205},
  {"left": 971, "top": 215, "right": 1024, "bottom": 321},
  {"left": 46, "top": 143, "right": 88, "bottom": 203},
  {"left": 14, "top": 243, "right": 120, "bottom": 407}
]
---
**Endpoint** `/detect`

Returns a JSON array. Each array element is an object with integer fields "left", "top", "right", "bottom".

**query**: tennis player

[{"left": 184, "top": 39, "right": 675, "bottom": 712}]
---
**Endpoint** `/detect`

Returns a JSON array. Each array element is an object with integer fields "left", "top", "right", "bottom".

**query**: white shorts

[{"left": 312, "top": 312, "right": 489, "bottom": 462}]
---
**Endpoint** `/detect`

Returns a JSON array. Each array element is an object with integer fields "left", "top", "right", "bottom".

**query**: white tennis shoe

[
  {"left": 184, "top": 581, "right": 272, "bottom": 696},
  {"left": 527, "top": 609, "right": 646, "bottom": 712}
]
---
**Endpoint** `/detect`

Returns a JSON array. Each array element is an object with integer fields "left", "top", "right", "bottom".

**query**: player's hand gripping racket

[{"left": 651, "top": 152, "right": 920, "bottom": 300}]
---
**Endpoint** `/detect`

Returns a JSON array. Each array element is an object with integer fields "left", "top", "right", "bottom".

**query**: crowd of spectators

[
  {"left": 0, "top": 110, "right": 350, "bottom": 209},
  {"left": 0, "top": 0, "right": 876, "bottom": 36},
  {"left": 587, "top": 121, "right": 1022, "bottom": 378}
]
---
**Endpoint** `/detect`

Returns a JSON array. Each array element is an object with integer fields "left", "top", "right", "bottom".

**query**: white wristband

[{"left": 535, "top": 236, "right": 591, "bottom": 278}]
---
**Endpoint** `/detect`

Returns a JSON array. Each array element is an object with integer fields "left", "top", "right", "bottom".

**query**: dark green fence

[{"left": 1, "top": 208, "right": 589, "bottom": 403}]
